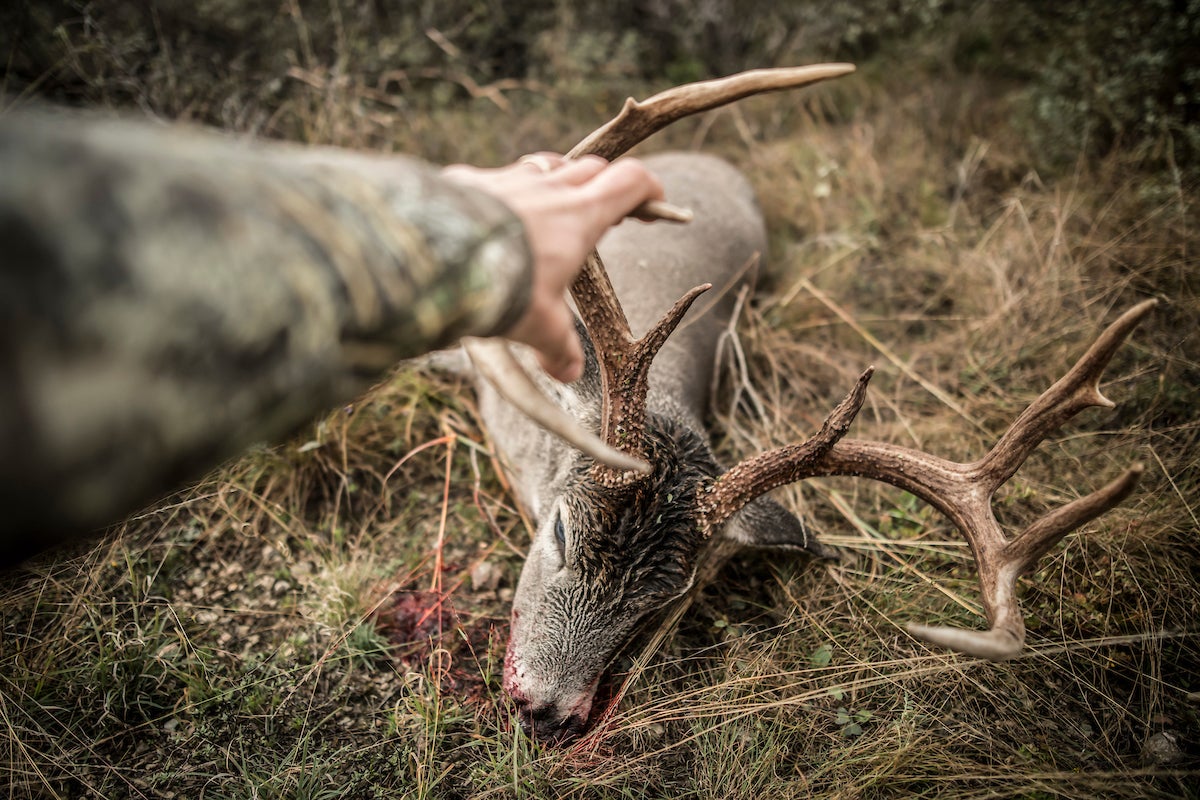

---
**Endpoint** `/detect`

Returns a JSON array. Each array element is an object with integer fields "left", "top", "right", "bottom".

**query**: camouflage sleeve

[{"left": 0, "top": 109, "right": 533, "bottom": 562}]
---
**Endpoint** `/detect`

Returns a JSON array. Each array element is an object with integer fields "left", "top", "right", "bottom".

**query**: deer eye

[{"left": 554, "top": 514, "right": 566, "bottom": 549}]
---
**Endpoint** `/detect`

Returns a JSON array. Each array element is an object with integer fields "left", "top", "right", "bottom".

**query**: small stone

[
  {"left": 1142, "top": 731, "right": 1184, "bottom": 766},
  {"left": 272, "top": 579, "right": 291, "bottom": 596},
  {"left": 470, "top": 560, "right": 502, "bottom": 593}
]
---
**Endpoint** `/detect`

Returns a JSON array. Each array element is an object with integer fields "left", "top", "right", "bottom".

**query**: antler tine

[
  {"left": 698, "top": 367, "right": 874, "bottom": 532},
  {"left": 975, "top": 299, "right": 1159, "bottom": 491},
  {"left": 906, "top": 464, "right": 1145, "bottom": 660},
  {"left": 570, "top": 251, "right": 635, "bottom": 364},
  {"left": 464, "top": 203, "right": 689, "bottom": 473},
  {"left": 700, "top": 302, "right": 1154, "bottom": 660},
  {"left": 568, "top": 64, "right": 856, "bottom": 161},
  {"left": 1006, "top": 463, "right": 1144, "bottom": 569}
]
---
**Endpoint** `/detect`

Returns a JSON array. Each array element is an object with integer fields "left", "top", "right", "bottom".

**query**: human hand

[{"left": 441, "top": 154, "right": 664, "bottom": 383}]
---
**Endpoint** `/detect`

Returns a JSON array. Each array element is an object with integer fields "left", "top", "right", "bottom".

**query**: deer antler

[
  {"left": 699, "top": 299, "right": 1157, "bottom": 660},
  {"left": 570, "top": 64, "right": 857, "bottom": 483},
  {"left": 573, "top": 253, "right": 715, "bottom": 485}
]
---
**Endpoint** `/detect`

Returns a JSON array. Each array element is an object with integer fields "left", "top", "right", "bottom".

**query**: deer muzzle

[{"left": 503, "top": 630, "right": 599, "bottom": 744}]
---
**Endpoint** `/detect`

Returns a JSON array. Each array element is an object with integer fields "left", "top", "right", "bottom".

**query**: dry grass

[{"left": 2, "top": 18, "right": 1198, "bottom": 800}]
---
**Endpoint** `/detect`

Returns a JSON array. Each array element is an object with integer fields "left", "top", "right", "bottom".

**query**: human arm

[{"left": 0, "top": 109, "right": 660, "bottom": 562}]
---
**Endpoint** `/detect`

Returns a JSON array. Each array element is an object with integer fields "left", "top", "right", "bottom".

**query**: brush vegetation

[{"left": 1, "top": 2, "right": 1197, "bottom": 798}]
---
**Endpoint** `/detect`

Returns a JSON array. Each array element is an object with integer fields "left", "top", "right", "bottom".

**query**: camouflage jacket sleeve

[{"left": 0, "top": 109, "right": 533, "bottom": 562}]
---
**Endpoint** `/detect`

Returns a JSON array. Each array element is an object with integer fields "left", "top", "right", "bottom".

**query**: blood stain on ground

[{"left": 372, "top": 587, "right": 503, "bottom": 705}]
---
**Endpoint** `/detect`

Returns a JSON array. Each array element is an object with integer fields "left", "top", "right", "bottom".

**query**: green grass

[{"left": 2, "top": 8, "right": 1198, "bottom": 799}]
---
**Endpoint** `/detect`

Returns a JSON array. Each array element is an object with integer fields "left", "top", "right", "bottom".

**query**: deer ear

[{"left": 721, "top": 497, "right": 839, "bottom": 561}]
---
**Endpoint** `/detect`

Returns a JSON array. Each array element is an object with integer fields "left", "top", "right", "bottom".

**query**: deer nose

[{"left": 514, "top": 699, "right": 587, "bottom": 745}]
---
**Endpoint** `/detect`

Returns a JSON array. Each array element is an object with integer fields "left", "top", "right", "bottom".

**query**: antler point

[{"left": 906, "top": 622, "right": 1023, "bottom": 661}]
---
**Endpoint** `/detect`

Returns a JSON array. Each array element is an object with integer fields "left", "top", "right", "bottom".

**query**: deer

[{"left": 461, "top": 65, "right": 1154, "bottom": 744}]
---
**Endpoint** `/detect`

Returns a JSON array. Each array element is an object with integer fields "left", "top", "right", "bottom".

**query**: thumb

[
  {"left": 579, "top": 158, "right": 665, "bottom": 233},
  {"left": 508, "top": 294, "right": 584, "bottom": 384},
  {"left": 532, "top": 300, "right": 584, "bottom": 383}
]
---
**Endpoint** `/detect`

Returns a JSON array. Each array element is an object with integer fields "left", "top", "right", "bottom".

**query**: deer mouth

[
  {"left": 502, "top": 612, "right": 607, "bottom": 745},
  {"left": 503, "top": 650, "right": 600, "bottom": 744},
  {"left": 516, "top": 696, "right": 594, "bottom": 746}
]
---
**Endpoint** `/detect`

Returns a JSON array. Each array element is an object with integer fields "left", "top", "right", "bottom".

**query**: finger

[
  {"left": 539, "top": 336, "right": 584, "bottom": 383},
  {"left": 527, "top": 302, "right": 584, "bottom": 383},
  {"left": 579, "top": 158, "right": 665, "bottom": 229},
  {"left": 440, "top": 163, "right": 482, "bottom": 181},
  {"left": 551, "top": 155, "right": 610, "bottom": 186}
]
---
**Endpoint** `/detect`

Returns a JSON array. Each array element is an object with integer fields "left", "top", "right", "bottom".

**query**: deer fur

[{"left": 476, "top": 152, "right": 834, "bottom": 743}]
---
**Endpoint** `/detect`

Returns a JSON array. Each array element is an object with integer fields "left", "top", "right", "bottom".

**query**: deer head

[{"left": 469, "top": 65, "right": 1152, "bottom": 744}]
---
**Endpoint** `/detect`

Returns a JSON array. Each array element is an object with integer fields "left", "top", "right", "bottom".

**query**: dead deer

[{"left": 464, "top": 65, "right": 1153, "bottom": 744}]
